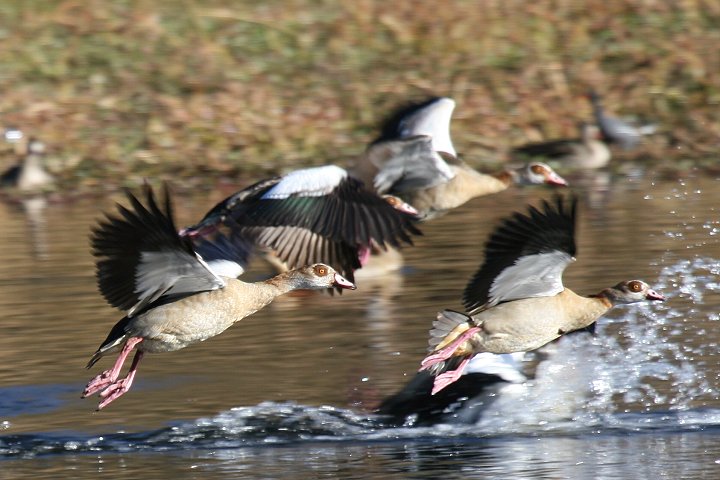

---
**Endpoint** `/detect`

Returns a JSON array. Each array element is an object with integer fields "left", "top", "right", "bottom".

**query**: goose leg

[
  {"left": 97, "top": 349, "right": 144, "bottom": 410},
  {"left": 431, "top": 357, "right": 471, "bottom": 395},
  {"left": 358, "top": 245, "right": 371, "bottom": 266},
  {"left": 419, "top": 326, "right": 481, "bottom": 371},
  {"left": 82, "top": 337, "right": 143, "bottom": 398}
]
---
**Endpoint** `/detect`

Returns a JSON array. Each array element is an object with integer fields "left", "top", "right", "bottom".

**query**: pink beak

[
  {"left": 645, "top": 289, "right": 665, "bottom": 301},
  {"left": 546, "top": 171, "right": 569, "bottom": 187},
  {"left": 334, "top": 273, "right": 356, "bottom": 290}
]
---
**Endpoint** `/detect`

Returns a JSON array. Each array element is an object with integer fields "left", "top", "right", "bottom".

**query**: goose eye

[
  {"left": 314, "top": 265, "right": 328, "bottom": 276},
  {"left": 530, "top": 164, "right": 545, "bottom": 175},
  {"left": 628, "top": 281, "right": 642, "bottom": 292},
  {"left": 385, "top": 196, "right": 397, "bottom": 206}
]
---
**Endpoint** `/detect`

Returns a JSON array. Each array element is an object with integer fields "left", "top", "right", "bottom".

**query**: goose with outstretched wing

[{"left": 419, "top": 195, "right": 665, "bottom": 394}]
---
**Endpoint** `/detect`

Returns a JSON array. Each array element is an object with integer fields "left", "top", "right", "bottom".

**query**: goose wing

[
  {"left": 396, "top": 97, "right": 457, "bottom": 156},
  {"left": 462, "top": 194, "right": 578, "bottom": 314},
  {"left": 183, "top": 165, "right": 421, "bottom": 282},
  {"left": 372, "top": 136, "right": 456, "bottom": 195},
  {"left": 91, "top": 184, "right": 227, "bottom": 317}
]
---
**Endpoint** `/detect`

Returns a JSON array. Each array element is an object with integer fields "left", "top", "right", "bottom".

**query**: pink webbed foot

[
  {"left": 82, "top": 337, "right": 143, "bottom": 398},
  {"left": 431, "top": 357, "right": 471, "bottom": 395},
  {"left": 96, "top": 350, "right": 144, "bottom": 410},
  {"left": 83, "top": 337, "right": 144, "bottom": 409},
  {"left": 419, "top": 326, "right": 481, "bottom": 372},
  {"left": 83, "top": 369, "right": 117, "bottom": 398}
]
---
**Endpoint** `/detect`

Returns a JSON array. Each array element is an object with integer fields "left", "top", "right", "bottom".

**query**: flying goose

[
  {"left": 82, "top": 185, "right": 356, "bottom": 409},
  {"left": 419, "top": 195, "right": 665, "bottom": 394},
  {"left": 361, "top": 97, "right": 568, "bottom": 219},
  {"left": 181, "top": 164, "right": 422, "bottom": 284}
]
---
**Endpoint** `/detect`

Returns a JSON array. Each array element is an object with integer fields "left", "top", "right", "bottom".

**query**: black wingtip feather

[
  {"left": 462, "top": 194, "right": 579, "bottom": 313},
  {"left": 91, "top": 183, "right": 192, "bottom": 312}
]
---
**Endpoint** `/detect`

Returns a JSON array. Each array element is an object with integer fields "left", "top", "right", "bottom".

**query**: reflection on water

[{"left": 2, "top": 173, "right": 720, "bottom": 477}]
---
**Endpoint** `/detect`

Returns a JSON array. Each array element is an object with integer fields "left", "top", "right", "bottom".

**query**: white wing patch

[
  {"left": 463, "top": 352, "right": 527, "bottom": 383},
  {"left": 261, "top": 165, "right": 347, "bottom": 199},
  {"left": 488, "top": 251, "right": 574, "bottom": 307},
  {"left": 399, "top": 97, "right": 457, "bottom": 156},
  {"left": 206, "top": 259, "right": 245, "bottom": 279},
  {"left": 130, "top": 249, "right": 226, "bottom": 316}
]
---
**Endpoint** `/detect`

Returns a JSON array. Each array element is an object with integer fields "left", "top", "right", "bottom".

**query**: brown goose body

[
  {"left": 401, "top": 164, "right": 510, "bottom": 217},
  {"left": 445, "top": 289, "right": 610, "bottom": 356},
  {"left": 93, "top": 270, "right": 323, "bottom": 358},
  {"left": 511, "top": 124, "right": 611, "bottom": 170}
]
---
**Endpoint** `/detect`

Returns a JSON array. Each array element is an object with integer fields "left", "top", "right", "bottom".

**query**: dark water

[{"left": 2, "top": 171, "right": 720, "bottom": 478}]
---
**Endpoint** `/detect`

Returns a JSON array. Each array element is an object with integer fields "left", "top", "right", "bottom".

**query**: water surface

[{"left": 1, "top": 172, "right": 720, "bottom": 478}]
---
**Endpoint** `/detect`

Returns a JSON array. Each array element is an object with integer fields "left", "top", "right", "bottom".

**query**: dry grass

[{"left": 1, "top": 0, "right": 718, "bottom": 189}]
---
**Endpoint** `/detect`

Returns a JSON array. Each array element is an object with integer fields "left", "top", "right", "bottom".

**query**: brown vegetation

[{"left": 1, "top": 0, "right": 718, "bottom": 190}]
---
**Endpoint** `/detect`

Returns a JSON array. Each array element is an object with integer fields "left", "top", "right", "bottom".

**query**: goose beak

[
  {"left": 395, "top": 200, "right": 419, "bottom": 216},
  {"left": 333, "top": 273, "right": 356, "bottom": 290},
  {"left": 546, "top": 171, "right": 569, "bottom": 187},
  {"left": 645, "top": 289, "right": 665, "bottom": 301}
]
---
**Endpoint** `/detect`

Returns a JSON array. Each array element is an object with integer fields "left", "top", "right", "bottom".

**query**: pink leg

[
  {"left": 419, "top": 326, "right": 481, "bottom": 371},
  {"left": 96, "top": 349, "right": 144, "bottom": 410},
  {"left": 82, "top": 337, "right": 143, "bottom": 398},
  {"left": 431, "top": 357, "right": 471, "bottom": 395},
  {"left": 358, "top": 245, "right": 371, "bottom": 266}
]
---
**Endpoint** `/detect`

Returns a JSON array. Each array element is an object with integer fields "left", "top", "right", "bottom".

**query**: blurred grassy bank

[{"left": 0, "top": 0, "right": 718, "bottom": 189}]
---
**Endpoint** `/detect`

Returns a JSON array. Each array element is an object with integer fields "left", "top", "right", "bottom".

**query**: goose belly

[{"left": 132, "top": 292, "right": 262, "bottom": 353}]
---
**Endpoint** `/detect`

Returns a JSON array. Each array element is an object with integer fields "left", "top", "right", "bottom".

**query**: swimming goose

[
  {"left": 511, "top": 123, "right": 611, "bottom": 170},
  {"left": 588, "top": 91, "right": 656, "bottom": 150},
  {"left": 82, "top": 185, "right": 356, "bottom": 410},
  {"left": 0, "top": 138, "right": 54, "bottom": 192},
  {"left": 419, "top": 195, "right": 665, "bottom": 394},
  {"left": 361, "top": 97, "right": 568, "bottom": 219},
  {"left": 181, "top": 165, "right": 422, "bottom": 283},
  {"left": 377, "top": 352, "right": 526, "bottom": 426}
]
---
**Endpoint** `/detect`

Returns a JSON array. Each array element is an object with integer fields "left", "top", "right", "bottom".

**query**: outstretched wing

[
  {"left": 372, "top": 136, "right": 456, "bottom": 195},
  {"left": 91, "top": 184, "right": 226, "bottom": 317},
  {"left": 462, "top": 194, "right": 578, "bottom": 314},
  {"left": 372, "top": 96, "right": 457, "bottom": 156},
  {"left": 183, "top": 165, "right": 421, "bottom": 282}
]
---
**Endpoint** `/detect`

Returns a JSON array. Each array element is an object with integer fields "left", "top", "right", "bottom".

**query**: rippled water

[{"left": 2, "top": 172, "right": 720, "bottom": 478}]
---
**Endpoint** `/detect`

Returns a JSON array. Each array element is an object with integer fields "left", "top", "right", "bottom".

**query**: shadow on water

[{"left": 2, "top": 174, "right": 720, "bottom": 477}]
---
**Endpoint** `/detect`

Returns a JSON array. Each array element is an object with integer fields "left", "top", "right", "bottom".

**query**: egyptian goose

[
  {"left": 82, "top": 185, "right": 356, "bottom": 410},
  {"left": 588, "top": 91, "right": 656, "bottom": 150},
  {"left": 511, "top": 123, "right": 611, "bottom": 170},
  {"left": 0, "top": 138, "right": 54, "bottom": 192},
  {"left": 181, "top": 164, "right": 421, "bottom": 283},
  {"left": 419, "top": 195, "right": 665, "bottom": 394},
  {"left": 361, "top": 97, "right": 568, "bottom": 219}
]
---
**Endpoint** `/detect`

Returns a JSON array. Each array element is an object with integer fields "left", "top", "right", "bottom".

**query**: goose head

[
  {"left": 289, "top": 264, "right": 356, "bottom": 290},
  {"left": 515, "top": 162, "right": 568, "bottom": 187},
  {"left": 604, "top": 280, "right": 665, "bottom": 304}
]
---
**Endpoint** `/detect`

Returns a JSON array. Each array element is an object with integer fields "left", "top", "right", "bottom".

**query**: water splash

[{"left": 2, "top": 257, "right": 717, "bottom": 459}]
